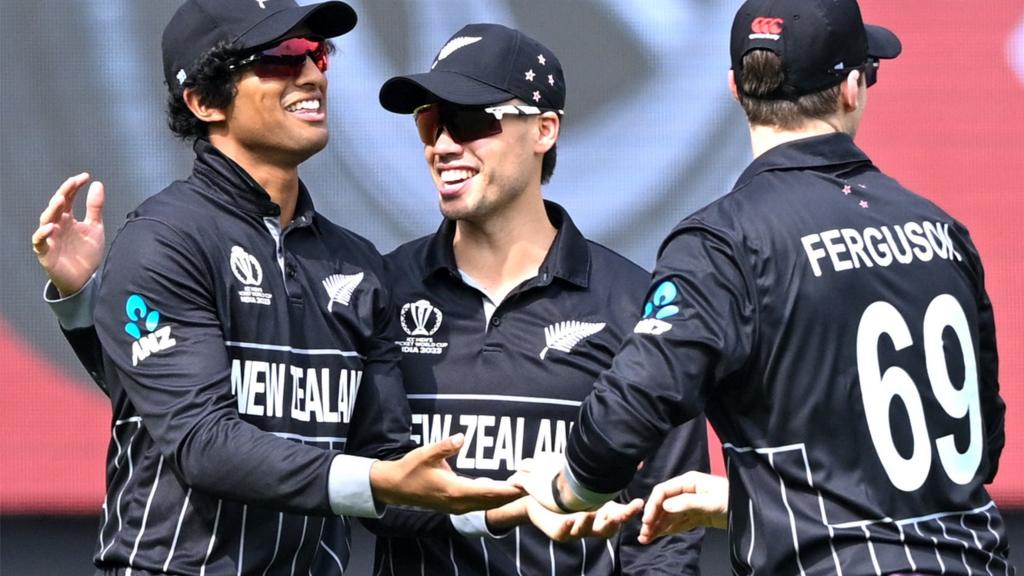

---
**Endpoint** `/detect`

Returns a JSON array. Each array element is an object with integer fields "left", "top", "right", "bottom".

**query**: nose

[
  {"left": 294, "top": 54, "right": 326, "bottom": 86},
  {"left": 431, "top": 127, "right": 463, "bottom": 157}
]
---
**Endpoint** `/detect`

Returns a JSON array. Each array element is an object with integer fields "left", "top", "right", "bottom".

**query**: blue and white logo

[
  {"left": 125, "top": 293, "right": 176, "bottom": 366},
  {"left": 634, "top": 280, "right": 680, "bottom": 336}
]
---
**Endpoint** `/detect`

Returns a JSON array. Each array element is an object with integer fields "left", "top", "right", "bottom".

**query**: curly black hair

[
  {"left": 166, "top": 41, "right": 241, "bottom": 141},
  {"left": 166, "top": 39, "right": 336, "bottom": 141}
]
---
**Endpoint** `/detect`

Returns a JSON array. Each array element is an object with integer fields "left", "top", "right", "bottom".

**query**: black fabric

[
  {"left": 567, "top": 133, "right": 1011, "bottom": 575},
  {"left": 88, "top": 138, "right": 411, "bottom": 575},
  {"left": 363, "top": 202, "right": 708, "bottom": 575}
]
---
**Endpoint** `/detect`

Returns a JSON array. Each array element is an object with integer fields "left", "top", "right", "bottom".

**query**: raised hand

[
  {"left": 369, "top": 434, "right": 524, "bottom": 514},
  {"left": 524, "top": 495, "right": 643, "bottom": 542},
  {"left": 639, "top": 471, "right": 728, "bottom": 544},
  {"left": 31, "top": 173, "right": 105, "bottom": 296}
]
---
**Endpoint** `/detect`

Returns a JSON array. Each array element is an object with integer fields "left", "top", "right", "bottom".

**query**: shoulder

[
  {"left": 383, "top": 234, "right": 434, "bottom": 278},
  {"left": 314, "top": 216, "right": 386, "bottom": 268},
  {"left": 585, "top": 239, "right": 648, "bottom": 284}
]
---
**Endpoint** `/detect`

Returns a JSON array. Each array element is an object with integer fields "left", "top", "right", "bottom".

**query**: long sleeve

[
  {"left": 567, "top": 225, "right": 754, "bottom": 496},
  {"left": 95, "top": 217, "right": 344, "bottom": 515}
]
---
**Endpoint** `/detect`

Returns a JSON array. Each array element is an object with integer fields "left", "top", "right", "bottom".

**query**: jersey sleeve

[
  {"left": 567, "top": 224, "right": 755, "bottom": 495},
  {"left": 359, "top": 506, "right": 459, "bottom": 538},
  {"left": 617, "top": 416, "right": 709, "bottom": 574},
  {"left": 958, "top": 226, "right": 1005, "bottom": 483},
  {"left": 342, "top": 269, "right": 416, "bottom": 462},
  {"left": 95, "top": 217, "right": 341, "bottom": 516},
  {"left": 44, "top": 276, "right": 108, "bottom": 394}
]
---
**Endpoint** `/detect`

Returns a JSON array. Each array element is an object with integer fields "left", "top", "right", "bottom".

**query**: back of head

[
  {"left": 160, "top": 0, "right": 357, "bottom": 141},
  {"left": 729, "top": 0, "right": 901, "bottom": 128}
]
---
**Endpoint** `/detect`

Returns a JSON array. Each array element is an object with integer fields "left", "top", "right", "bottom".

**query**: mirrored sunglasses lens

[
  {"left": 448, "top": 109, "right": 502, "bottom": 143},
  {"left": 414, "top": 106, "right": 441, "bottom": 145},
  {"left": 251, "top": 38, "right": 327, "bottom": 78}
]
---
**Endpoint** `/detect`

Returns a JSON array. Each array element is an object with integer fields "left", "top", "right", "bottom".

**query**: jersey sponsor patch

[
  {"left": 634, "top": 280, "right": 680, "bottom": 335},
  {"left": 230, "top": 245, "right": 273, "bottom": 306},
  {"left": 322, "top": 272, "right": 363, "bottom": 311},
  {"left": 396, "top": 299, "right": 449, "bottom": 355},
  {"left": 539, "top": 320, "right": 606, "bottom": 359},
  {"left": 124, "top": 293, "right": 176, "bottom": 366}
]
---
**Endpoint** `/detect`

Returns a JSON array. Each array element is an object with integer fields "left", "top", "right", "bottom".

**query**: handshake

[{"left": 370, "top": 434, "right": 728, "bottom": 544}]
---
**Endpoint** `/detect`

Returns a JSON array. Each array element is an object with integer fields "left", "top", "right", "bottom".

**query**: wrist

[
  {"left": 484, "top": 498, "right": 528, "bottom": 533},
  {"left": 368, "top": 459, "right": 398, "bottom": 506}
]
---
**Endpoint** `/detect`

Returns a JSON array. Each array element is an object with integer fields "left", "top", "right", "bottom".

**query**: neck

[
  {"left": 209, "top": 136, "right": 302, "bottom": 227},
  {"left": 748, "top": 118, "right": 844, "bottom": 159},
  {"left": 452, "top": 192, "right": 557, "bottom": 303}
]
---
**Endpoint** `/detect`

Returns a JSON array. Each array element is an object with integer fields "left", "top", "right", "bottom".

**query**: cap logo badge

[
  {"left": 432, "top": 36, "right": 483, "bottom": 69},
  {"left": 254, "top": 0, "right": 268, "bottom": 8},
  {"left": 750, "top": 17, "right": 784, "bottom": 40}
]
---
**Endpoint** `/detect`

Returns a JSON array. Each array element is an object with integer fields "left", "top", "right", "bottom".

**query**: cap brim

[
  {"left": 865, "top": 24, "right": 901, "bottom": 59},
  {"left": 379, "top": 71, "right": 516, "bottom": 114},
  {"left": 237, "top": 1, "right": 357, "bottom": 50}
]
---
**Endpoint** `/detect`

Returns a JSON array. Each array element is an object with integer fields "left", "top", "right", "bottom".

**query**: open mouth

[
  {"left": 285, "top": 98, "right": 323, "bottom": 119},
  {"left": 440, "top": 168, "right": 477, "bottom": 187}
]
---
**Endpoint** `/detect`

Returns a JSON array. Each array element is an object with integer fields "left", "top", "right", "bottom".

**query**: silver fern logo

[
  {"left": 322, "top": 272, "right": 364, "bottom": 312},
  {"left": 432, "top": 36, "right": 483, "bottom": 69},
  {"left": 539, "top": 321, "right": 606, "bottom": 360}
]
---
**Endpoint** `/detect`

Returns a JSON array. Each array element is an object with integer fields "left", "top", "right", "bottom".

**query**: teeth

[
  {"left": 286, "top": 99, "right": 321, "bottom": 112},
  {"left": 441, "top": 169, "right": 475, "bottom": 183}
]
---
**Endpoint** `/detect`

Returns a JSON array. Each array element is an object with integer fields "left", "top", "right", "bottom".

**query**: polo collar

[
  {"left": 423, "top": 200, "right": 591, "bottom": 288},
  {"left": 734, "top": 132, "right": 873, "bottom": 190}
]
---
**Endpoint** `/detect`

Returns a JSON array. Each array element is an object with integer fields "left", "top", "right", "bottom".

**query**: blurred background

[{"left": 2, "top": 0, "right": 1021, "bottom": 573}]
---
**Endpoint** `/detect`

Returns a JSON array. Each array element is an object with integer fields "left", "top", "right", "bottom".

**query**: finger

[
  {"left": 662, "top": 492, "right": 716, "bottom": 514},
  {"left": 427, "top": 433, "right": 465, "bottom": 460},
  {"left": 38, "top": 192, "right": 67, "bottom": 228},
  {"left": 84, "top": 181, "right": 105, "bottom": 226},
  {"left": 59, "top": 172, "right": 91, "bottom": 208},
  {"left": 31, "top": 223, "right": 57, "bottom": 255}
]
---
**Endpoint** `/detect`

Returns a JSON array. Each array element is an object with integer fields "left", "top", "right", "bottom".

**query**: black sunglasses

[{"left": 413, "top": 104, "right": 558, "bottom": 145}]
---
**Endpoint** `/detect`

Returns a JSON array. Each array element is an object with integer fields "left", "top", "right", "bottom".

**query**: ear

[
  {"left": 839, "top": 70, "right": 862, "bottom": 112},
  {"left": 182, "top": 87, "right": 228, "bottom": 124},
  {"left": 535, "top": 111, "right": 560, "bottom": 154},
  {"left": 728, "top": 70, "right": 740, "bottom": 101}
]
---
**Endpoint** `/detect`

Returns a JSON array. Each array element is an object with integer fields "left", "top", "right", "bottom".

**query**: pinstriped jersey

[
  {"left": 567, "top": 134, "right": 1013, "bottom": 575},
  {"left": 90, "top": 139, "right": 411, "bottom": 575},
  {"left": 365, "top": 203, "right": 709, "bottom": 575}
]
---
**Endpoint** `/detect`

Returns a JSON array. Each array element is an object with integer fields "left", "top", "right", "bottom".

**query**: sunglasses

[
  {"left": 413, "top": 104, "right": 557, "bottom": 145},
  {"left": 862, "top": 58, "right": 879, "bottom": 87},
  {"left": 228, "top": 37, "right": 329, "bottom": 79}
]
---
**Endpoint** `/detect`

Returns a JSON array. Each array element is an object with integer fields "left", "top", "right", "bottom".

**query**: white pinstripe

[
  {"left": 319, "top": 540, "right": 345, "bottom": 574},
  {"left": 515, "top": 527, "right": 523, "bottom": 576},
  {"left": 579, "top": 539, "right": 586, "bottom": 576},
  {"left": 415, "top": 538, "right": 425, "bottom": 576},
  {"left": 224, "top": 340, "right": 362, "bottom": 357},
  {"left": 897, "top": 521, "right": 917, "bottom": 572},
  {"left": 548, "top": 539, "right": 556, "bottom": 576},
  {"left": 261, "top": 512, "right": 284, "bottom": 576},
  {"left": 604, "top": 539, "right": 615, "bottom": 567},
  {"left": 768, "top": 451, "right": 806, "bottom": 576},
  {"left": 163, "top": 488, "right": 192, "bottom": 572},
  {"left": 961, "top": 514, "right": 993, "bottom": 576},
  {"left": 237, "top": 504, "right": 248, "bottom": 576},
  {"left": 128, "top": 455, "right": 164, "bottom": 567},
  {"left": 407, "top": 393, "right": 582, "bottom": 407},
  {"left": 937, "top": 518, "right": 974, "bottom": 574},
  {"left": 289, "top": 516, "right": 309, "bottom": 576},
  {"left": 101, "top": 419, "right": 142, "bottom": 560},
  {"left": 200, "top": 499, "right": 223, "bottom": 576},
  {"left": 449, "top": 536, "right": 460, "bottom": 576},
  {"left": 860, "top": 525, "right": 882, "bottom": 575},
  {"left": 479, "top": 537, "right": 491, "bottom": 576}
]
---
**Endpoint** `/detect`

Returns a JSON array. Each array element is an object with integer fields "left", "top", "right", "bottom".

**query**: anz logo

[
  {"left": 124, "top": 294, "right": 176, "bottom": 366},
  {"left": 633, "top": 280, "right": 681, "bottom": 336}
]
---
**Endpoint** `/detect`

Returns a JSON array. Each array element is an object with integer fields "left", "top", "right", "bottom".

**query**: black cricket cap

[
  {"left": 379, "top": 23, "right": 565, "bottom": 114},
  {"left": 162, "top": 0, "right": 357, "bottom": 90},
  {"left": 731, "top": 0, "right": 902, "bottom": 99}
]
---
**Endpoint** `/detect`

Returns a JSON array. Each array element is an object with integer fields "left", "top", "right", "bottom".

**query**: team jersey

[
  {"left": 364, "top": 202, "right": 709, "bottom": 575},
  {"left": 566, "top": 134, "right": 1012, "bottom": 575},
  {"left": 89, "top": 139, "right": 411, "bottom": 575}
]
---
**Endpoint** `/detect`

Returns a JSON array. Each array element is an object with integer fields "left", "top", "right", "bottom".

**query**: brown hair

[{"left": 736, "top": 50, "right": 842, "bottom": 129}]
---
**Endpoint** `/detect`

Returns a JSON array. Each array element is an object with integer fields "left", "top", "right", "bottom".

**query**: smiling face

[{"left": 424, "top": 100, "right": 553, "bottom": 224}]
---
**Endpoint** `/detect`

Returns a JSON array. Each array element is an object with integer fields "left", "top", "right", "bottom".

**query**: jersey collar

[
  {"left": 734, "top": 132, "right": 873, "bottom": 191},
  {"left": 422, "top": 200, "right": 591, "bottom": 289}
]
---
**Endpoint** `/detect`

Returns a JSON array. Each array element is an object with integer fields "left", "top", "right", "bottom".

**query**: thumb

[
  {"left": 85, "top": 181, "right": 105, "bottom": 226},
  {"left": 429, "top": 433, "right": 465, "bottom": 459},
  {"left": 662, "top": 491, "right": 720, "bottom": 514}
]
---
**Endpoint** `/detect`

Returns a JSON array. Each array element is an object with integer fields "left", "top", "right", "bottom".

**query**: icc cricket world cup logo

[
  {"left": 400, "top": 300, "right": 443, "bottom": 336},
  {"left": 230, "top": 246, "right": 263, "bottom": 286}
]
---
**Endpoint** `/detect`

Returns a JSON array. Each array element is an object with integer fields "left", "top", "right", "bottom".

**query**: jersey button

[
  {"left": 286, "top": 264, "right": 297, "bottom": 278},
  {"left": 490, "top": 316, "right": 501, "bottom": 327}
]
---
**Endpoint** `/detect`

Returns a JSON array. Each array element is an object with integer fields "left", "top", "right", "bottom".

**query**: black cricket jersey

[
  {"left": 364, "top": 202, "right": 709, "bottom": 575},
  {"left": 90, "top": 139, "right": 411, "bottom": 575},
  {"left": 566, "top": 134, "right": 1013, "bottom": 575}
]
